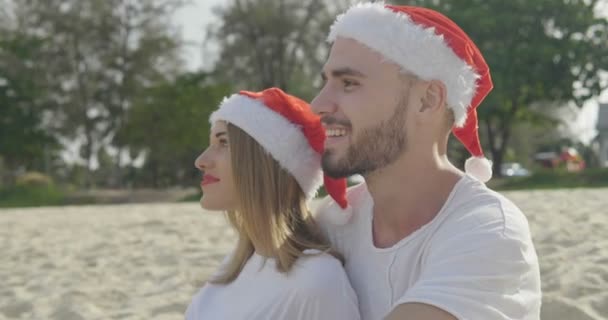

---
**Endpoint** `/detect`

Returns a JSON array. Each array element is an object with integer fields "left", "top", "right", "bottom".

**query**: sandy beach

[{"left": 1, "top": 188, "right": 607, "bottom": 320}]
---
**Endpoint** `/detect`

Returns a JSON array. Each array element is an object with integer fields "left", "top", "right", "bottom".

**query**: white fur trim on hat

[
  {"left": 327, "top": 2, "right": 479, "bottom": 127},
  {"left": 210, "top": 94, "right": 323, "bottom": 199}
]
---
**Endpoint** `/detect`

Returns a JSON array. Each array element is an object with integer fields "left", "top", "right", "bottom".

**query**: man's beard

[{"left": 322, "top": 98, "right": 408, "bottom": 178}]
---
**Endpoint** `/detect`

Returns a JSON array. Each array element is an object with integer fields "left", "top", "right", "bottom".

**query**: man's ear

[{"left": 419, "top": 79, "right": 447, "bottom": 113}]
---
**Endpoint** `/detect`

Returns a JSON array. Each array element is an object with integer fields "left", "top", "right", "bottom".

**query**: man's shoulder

[
  {"left": 449, "top": 176, "right": 529, "bottom": 229},
  {"left": 423, "top": 176, "right": 534, "bottom": 248}
]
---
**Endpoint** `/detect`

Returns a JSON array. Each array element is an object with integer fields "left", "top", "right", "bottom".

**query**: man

[{"left": 312, "top": 3, "right": 541, "bottom": 320}]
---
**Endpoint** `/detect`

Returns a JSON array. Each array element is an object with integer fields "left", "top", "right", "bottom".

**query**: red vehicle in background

[{"left": 534, "top": 147, "right": 585, "bottom": 172}]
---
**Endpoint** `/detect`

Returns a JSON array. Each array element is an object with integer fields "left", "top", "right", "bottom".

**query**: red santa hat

[
  {"left": 210, "top": 87, "right": 353, "bottom": 224},
  {"left": 328, "top": 2, "right": 494, "bottom": 182}
]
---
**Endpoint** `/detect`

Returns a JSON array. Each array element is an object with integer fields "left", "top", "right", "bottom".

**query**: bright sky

[
  {"left": 173, "top": 0, "right": 225, "bottom": 71},
  {"left": 174, "top": 0, "right": 604, "bottom": 144}
]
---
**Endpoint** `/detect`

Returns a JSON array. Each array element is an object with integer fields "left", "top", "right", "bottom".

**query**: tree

[
  {"left": 393, "top": 0, "right": 608, "bottom": 175},
  {"left": 11, "top": 0, "right": 185, "bottom": 187},
  {"left": 208, "top": 0, "right": 336, "bottom": 100},
  {"left": 0, "top": 29, "right": 58, "bottom": 185},
  {"left": 116, "top": 72, "right": 231, "bottom": 187},
  {"left": 98, "top": 0, "right": 185, "bottom": 187}
]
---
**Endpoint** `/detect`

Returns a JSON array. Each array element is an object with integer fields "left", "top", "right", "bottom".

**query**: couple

[{"left": 186, "top": 3, "right": 541, "bottom": 320}]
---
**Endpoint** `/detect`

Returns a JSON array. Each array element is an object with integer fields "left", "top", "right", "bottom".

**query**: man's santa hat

[
  {"left": 328, "top": 2, "right": 494, "bottom": 182},
  {"left": 210, "top": 87, "right": 353, "bottom": 224}
]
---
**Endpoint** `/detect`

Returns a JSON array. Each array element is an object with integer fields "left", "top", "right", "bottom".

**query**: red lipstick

[{"left": 201, "top": 174, "right": 220, "bottom": 186}]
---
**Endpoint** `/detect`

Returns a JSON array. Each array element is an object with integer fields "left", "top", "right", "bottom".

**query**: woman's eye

[{"left": 343, "top": 79, "right": 358, "bottom": 90}]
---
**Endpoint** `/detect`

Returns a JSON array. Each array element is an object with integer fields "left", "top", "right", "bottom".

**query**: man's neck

[{"left": 365, "top": 153, "right": 462, "bottom": 248}]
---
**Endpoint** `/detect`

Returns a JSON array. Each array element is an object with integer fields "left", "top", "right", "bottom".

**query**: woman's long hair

[{"left": 209, "top": 124, "right": 340, "bottom": 284}]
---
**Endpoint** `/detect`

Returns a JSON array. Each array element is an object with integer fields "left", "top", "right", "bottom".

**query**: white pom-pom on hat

[{"left": 465, "top": 156, "right": 493, "bottom": 183}]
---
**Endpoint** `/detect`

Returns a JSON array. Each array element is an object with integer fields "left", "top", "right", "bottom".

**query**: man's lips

[
  {"left": 325, "top": 127, "right": 348, "bottom": 137},
  {"left": 324, "top": 125, "right": 350, "bottom": 148},
  {"left": 321, "top": 116, "right": 351, "bottom": 142},
  {"left": 201, "top": 174, "right": 220, "bottom": 186}
]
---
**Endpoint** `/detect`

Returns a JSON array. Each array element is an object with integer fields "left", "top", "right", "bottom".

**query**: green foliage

[
  {"left": 117, "top": 72, "right": 231, "bottom": 187},
  {"left": 0, "top": 31, "right": 58, "bottom": 179},
  {"left": 0, "top": 172, "right": 65, "bottom": 207},
  {"left": 179, "top": 190, "right": 202, "bottom": 202},
  {"left": 209, "top": 0, "right": 334, "bottom": 100},
  {"left": 15, "top": 172, "right": 54, "bottom": 187},
  {"left": 8, "top": 0, "right": 185, "bottom": 187}
]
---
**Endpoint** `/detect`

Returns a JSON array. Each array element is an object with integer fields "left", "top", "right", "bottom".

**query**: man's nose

[{"left": 310, "top": 86, "right": 337, "bottom": 116}]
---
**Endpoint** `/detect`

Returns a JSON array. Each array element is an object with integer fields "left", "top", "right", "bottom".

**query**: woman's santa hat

[
  {"left": 328, "top": 2, "right": 494, "bottom": 182},
  {"left": 210, "top": 87, "right": 353, "bottom": 224}
]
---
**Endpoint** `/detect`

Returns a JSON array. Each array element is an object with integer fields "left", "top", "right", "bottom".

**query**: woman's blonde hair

[{"left": 209, "top": 124, "right": 340, "bottom": 284}]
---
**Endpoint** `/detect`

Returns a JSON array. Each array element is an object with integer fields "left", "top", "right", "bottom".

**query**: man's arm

[{"left": 384, "top": 303, "right": 457, "bottom": 320}]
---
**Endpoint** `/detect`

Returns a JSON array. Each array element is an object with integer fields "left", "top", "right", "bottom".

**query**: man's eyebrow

[
  {"left": 321, "top": 67, "right": 367, "bottom": 80},
  {"left": 215, "top": 132, "right": 227, "bottom": 138}
]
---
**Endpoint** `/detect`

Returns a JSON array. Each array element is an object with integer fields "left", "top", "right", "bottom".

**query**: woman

[{"left": 185, "top": 88, "right": 359, "bottom": 319}]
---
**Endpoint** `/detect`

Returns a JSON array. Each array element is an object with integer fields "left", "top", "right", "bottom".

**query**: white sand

[
  {"left": 506, "top": 189, "right": 608, "bottom": 320},
  {"left": 1, "top": 188, "right": 607, "bottom": 320}
]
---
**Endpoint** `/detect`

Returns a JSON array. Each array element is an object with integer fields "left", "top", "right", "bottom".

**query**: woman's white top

[{"left": 185, "top": 249, "right": 360, "bottom": 320}]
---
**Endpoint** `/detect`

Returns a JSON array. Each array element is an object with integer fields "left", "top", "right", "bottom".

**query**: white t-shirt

[
  {"left": 315, "top": 174, "right": 541, "bottom": 320},
  {"left": 185, "top": 249, "right": 361, "bottom": 320}
]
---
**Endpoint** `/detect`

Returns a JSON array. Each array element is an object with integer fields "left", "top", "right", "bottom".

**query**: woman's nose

[{"left": 194, "top": 149, "right": 212, "bottom": 171}]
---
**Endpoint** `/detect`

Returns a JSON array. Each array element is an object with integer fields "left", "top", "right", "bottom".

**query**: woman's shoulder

[
  {"left": 285, "top": 249, "right": 359, "bottom": 317},
  {"left": 297, "top": 249, "right": 343, "bottom": 269},
  {"left": 288, "top": 250, "right": 350, "bottom": 291}
]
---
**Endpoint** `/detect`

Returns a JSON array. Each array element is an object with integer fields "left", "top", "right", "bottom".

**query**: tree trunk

[
  {"left": 83, "top": 122, "right": 94, "bottom": 188},
  {"left": 484, "top": 101, "right": 518, "bottom": 178}
]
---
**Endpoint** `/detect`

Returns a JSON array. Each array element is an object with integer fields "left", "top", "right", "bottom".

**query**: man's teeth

[{"left": 326, "top": 128, "right": 347, "bottom": 137}]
